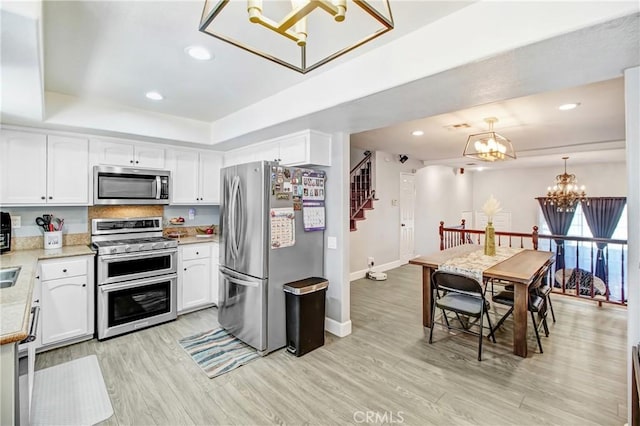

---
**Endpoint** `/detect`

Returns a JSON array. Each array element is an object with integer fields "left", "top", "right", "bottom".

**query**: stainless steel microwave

[{"left": 93, "top": 166, "right": 170, "bottom": 205}]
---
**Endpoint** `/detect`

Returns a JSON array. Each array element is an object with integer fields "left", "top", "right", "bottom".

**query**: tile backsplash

[{"left": 3, "top": 205, "right": 220, "bottom": 251}]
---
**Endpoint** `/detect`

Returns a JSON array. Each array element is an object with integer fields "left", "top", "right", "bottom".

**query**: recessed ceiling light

[
  {"left": 145, "top": 91, "right": 163, "bottom": 101},
  {"left": 411, "top": 130, "right": 424, "bottom": 136},
  {"left": 558, "top": 103, "right": 580, "bottom": 111},
  {"left": 185, "top": 46, "right": 213, "bottom": 61}
]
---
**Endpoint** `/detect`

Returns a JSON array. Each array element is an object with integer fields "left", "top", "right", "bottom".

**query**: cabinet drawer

[
  {"left": 40, "top": 258, "right": 87, "bottom": 281},
  {"left": 182, "top": 244, "right": 211, "bottom": 260}
]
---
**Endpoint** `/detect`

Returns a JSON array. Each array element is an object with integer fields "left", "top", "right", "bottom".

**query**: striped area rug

[{"left": 178, "top": 328, "right": 260, "bottom": 378}]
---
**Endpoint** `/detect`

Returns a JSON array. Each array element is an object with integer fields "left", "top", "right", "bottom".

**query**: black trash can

[{"left": 284, "top": 277, "right": 329, "bottom": 357}]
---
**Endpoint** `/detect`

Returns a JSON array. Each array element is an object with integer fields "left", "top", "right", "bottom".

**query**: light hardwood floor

[{"left": 35, "top": 264, "right": 628, "bottom": 425}]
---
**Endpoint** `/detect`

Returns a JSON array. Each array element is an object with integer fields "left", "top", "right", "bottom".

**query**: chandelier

[
  {"left": 463, "top": 117, "right": 516, "bottom": 162},
  {"left": 199, "top": 0, "right": 394, "bottom": 74},
  {"left": 544, "top": 157, "right": 587, "bottom": 212}
]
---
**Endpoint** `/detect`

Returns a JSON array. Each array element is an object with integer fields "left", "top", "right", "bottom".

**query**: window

[{"left": 538, "top": 203, "right": 628, "bottom": 301}]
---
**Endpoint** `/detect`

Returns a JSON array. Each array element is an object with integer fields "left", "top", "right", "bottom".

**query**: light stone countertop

[
  {"left": 0, "top": 245, "right": 95, "bottom": 345},
  {"left": 175, "top": 235, "right": 219, "bottom": 245}
]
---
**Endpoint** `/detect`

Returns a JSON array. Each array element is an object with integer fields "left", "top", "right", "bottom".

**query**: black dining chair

[
  {"left": 429, "top": 271, "right": 496, "bottom": 361},
  {"left": 490, "top": 263, "right": 552, "bottom": 353}
]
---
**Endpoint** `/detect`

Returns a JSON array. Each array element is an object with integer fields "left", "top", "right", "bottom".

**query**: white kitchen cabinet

[
  {"left": 0, "top": 130, "right": 89, "bottom": 205},
  {"left": 223, "top": 129, "right": 332, "bottom": 167},
  {"left": 91, "top": 139, "right": 165, "bottom": 168},
  {"left": 200, "top": 151, "right": 223, "bottom": 203},
  {"left": 178, "top": 243, "right": 212, "bottom": 313},
  {"left": 167, "top": 149, "right": 222, "bottom": 205},
  {"left": 46, "top": 136, "right": 90, "bottom": 204},
  {"left": 38, "top": 256, "right": 94, "bottom": 348}
]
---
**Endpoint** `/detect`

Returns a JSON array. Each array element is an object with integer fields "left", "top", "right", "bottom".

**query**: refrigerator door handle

[
  {"left": 229, "top": 176, "right": 242, "bottom": 260},
  {"left": 229, "top": 176, "right": 240, "bottom": 259},
  {"left": 226, "top": 276, "right": 259, "bottom": 288}
]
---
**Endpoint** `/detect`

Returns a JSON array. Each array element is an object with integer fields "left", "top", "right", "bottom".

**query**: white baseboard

[
  {"left": 325, "top": 317, "right": 352, "bottom": 337},
  {"left": 349, "top": 259, "right": 406, "bottom": 281}
]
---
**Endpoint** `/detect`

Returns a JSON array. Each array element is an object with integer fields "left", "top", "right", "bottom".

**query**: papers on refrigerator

[{"left": 270, "top": 207, "right": 295, "bottom": 249}]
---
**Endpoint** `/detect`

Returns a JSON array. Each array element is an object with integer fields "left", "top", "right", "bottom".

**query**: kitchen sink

[{"left": 0, "top": 266, "right": 21, "bottom": 288}]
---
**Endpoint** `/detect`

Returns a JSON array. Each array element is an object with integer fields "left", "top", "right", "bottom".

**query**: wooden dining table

[{"left": 409, "top": 245, "right": 554, "bottom": 358}]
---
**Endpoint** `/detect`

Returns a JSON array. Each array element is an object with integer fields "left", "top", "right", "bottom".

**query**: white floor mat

[{"left": 21, "top": 355, "right": 113, "bottom": 425}]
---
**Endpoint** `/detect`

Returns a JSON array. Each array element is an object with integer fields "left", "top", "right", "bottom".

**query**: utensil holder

[{"left": 44, "top": 231, "right": 63, "bottom": 250}]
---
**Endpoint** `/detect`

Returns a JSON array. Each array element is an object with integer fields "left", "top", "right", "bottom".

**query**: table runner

[{"left": 438, "top": 246, "right": 525, "bottom": 283}]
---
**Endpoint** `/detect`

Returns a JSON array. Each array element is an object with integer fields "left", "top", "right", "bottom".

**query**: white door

[
  {"left": 47, "top": 135, "right": 90, "bottom": 204},
  {"left": 199, "top": 151, "right": 223, "bottom": 203},
  {"left": 0, "top": 131, "right": 48, "bottom": 204},
  {"left": 180, "top": 259, "right": 211, "bottom": 312},
  {"left": 168, "top": 149, "right": 200, "bottom": 204},
  {"left": 399, "top": 173, "right": 416, "bottom": 262},
  {"left": 41, "top": 275, "right": 89, "bottom": 345}
]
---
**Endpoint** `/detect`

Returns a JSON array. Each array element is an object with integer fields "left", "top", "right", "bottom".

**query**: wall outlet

[
  {"left": 11, "top": 216, "right": 21, "bottom": 228},
  {"left": 367, "top": 257, "right": 374, "bottom": 267},
  {"left": 327, "top": 236, "right": 337, "bottom": 249}
]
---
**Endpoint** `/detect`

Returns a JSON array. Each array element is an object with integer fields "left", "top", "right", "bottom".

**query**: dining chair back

[{"left": 429, "top": 271, "right": 496, "bottom": 361}]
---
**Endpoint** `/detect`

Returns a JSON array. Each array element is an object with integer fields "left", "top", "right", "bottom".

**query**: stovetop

[{"left": 92, "top": 236, "right": 177, "bottom": 255}]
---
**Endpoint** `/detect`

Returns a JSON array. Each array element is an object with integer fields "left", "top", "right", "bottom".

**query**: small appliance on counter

[{"left": 0, "top": 212, "right": 11, "bottom": 254}]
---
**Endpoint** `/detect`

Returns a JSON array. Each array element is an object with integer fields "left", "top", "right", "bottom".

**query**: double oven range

[{"left": 91, "top": 217, "right": 178, "bottom": 340}]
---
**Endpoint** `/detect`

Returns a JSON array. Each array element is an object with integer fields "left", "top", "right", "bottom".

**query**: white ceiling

[
  {"left": 2, "top": 1, "right": 638, "bottom": 168},
  {"left": 43, "top": 0, "right": 472, "bottom": 122},
  {"left": 351, "top": 77, "right": 627, "bottom": 167}
]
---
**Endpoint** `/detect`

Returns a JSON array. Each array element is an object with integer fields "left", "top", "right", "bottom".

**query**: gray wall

[
  {"left": 349, "top": 150, "right": 423, "bottom": 272},
  {"left": 320, "top": 133, "right": 351, "bottom": 326},
  {"left": 470, "top": 162, "right": 627, "bottom": 232}
]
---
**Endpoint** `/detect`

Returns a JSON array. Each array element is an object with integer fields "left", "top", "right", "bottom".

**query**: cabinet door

[
  {"left": 41, "top": 275, "right": 89, "bottom": 345},
  {"left": 199, "top": 151, "right": 222, "bottom": 204},
  {"left": 47, "top": 136, "right": 90, "bottom": 204},
  {"left": 168, "top": 149, "right": 200, "bottom": 204},
  {"left": 180, "top": 258, "right": 211, "bottom": 312},
  {"left": 0, "top": 131, "right": 47, "bottom": 204},
  {"left": 253, "top": 142, "right": 280, "bottom": 163},
  {"left": 278, "top": 134, "right": 308, "bottom": 165},
  {"left": 92, "top": 140, "right": 134, "bottom": 166},
  {"left": 134, "top": 145, "right": 165, "bottom": 168}
]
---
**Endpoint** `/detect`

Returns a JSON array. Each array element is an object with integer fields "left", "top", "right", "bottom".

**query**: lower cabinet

[
  {"left": 36, "top": 255, "right": 95, "bottom": 349},
  {"left": 178, "top": 242, "right": 219, "bottom": 314}
]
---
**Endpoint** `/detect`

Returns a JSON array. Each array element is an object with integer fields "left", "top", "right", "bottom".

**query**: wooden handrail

[{"left": 350, "top": 151, "right": 373, "bottom": 175}]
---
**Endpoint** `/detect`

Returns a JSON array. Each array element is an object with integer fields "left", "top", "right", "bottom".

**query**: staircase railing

[{"left": 350, "top": 152, "right": 375, "bottom": 220}]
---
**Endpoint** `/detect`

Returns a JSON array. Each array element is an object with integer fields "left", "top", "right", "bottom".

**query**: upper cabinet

[
  {"left": 0, "top": 130, "right": 89, "bottom": 205},
  {"left": 166, "top": 149, "right": 222, "bottom": 205},
  {"left": 224, "top": 130, "right": 332, "bottom": 167},
  {"left": 91, "top": 139, "right": 165, "bottom": 169}
]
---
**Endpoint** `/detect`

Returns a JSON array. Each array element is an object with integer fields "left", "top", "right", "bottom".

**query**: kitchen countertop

[
  {"left": 174, "top": 235, "right": 219, "bottom": 245},
  {"left": 0, "top": 245, "right": 94, "bottom": 345}
]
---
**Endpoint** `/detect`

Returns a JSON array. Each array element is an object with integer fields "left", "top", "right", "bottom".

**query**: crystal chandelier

[
  {"left": 463, "top": 117, "right": 516, "bottom": 162},
  {"left": 544, "top": 157, "right": 587, "bottom": 212},
  {"left": 199, "top": 0, "right": 394, "bottom": 74}
]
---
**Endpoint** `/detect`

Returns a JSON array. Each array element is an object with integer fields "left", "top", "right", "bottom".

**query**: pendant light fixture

[
  {"left": 463, "top": 117, "right": 516, "bottom": 162},
  {"left": 199, "top": 0, "right": 394, "bottom": 74},
  {"left": 544, "top": 157, "right": 587, "bottom": 212}
]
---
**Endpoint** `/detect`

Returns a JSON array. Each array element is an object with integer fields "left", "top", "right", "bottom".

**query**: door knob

[
  {"left": 401, "top": 224, "right": 405, "bottom": 227},
  {"left": 41, "top": 196, "right": 45, "bottom": 200},
  {"left": 49, "top": 196, "right": 53, "bottom": 200},
  {"left": 184, "top": 268, "right": 187, "bottom": 271},
  {"left": 62, "top": 269, "right": 67, "bottom": 272},
  {"left": 82, "top": 284, "right": 86, "bottom": 287}
]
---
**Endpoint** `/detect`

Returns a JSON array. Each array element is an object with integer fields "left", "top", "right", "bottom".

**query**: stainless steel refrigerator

[{"left": 218, "top": 161, "right": 325, "bottom": 355}]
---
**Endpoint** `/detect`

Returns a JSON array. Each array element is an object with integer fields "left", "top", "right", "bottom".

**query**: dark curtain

[
  {"left": 582, "top": 197, "right": 626, "bottom": 283},
  {"left": 537, "top": 198, "right": 576, "bottom": 271}
]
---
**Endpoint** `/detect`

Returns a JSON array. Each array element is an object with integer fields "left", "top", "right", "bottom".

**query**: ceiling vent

[{"left": 445, "top": 123, "right": 471, "bottom": 130}]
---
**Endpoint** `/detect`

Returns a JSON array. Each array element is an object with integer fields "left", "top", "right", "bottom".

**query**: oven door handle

[
  {"left": 99, "top": 248, "right": 177, "bottom": 261},
  {"left": 19, "top": 306, "right": 40, "bottom": 344},
  {"left": 100, "top": 274, "right": 178, "bottom": 292}
]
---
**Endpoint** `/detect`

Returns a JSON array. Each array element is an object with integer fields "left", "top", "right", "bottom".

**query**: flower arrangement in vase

[{"left": 482, "top": 195, "right": 502, "bottom": 256}]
